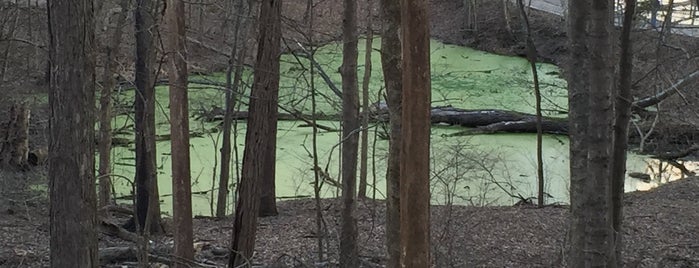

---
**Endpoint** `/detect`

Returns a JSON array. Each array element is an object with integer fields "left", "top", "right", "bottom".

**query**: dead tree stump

[{"left": 0, "top": 103, "right": 30, "bottom": 170}]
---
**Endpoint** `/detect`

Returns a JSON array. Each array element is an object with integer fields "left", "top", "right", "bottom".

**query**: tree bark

[
  {"left": 98, "top": 0, "right": 129, "bottom": 208},
  {"left": 399, "top": 0, "right": 431, "bottom": 266},
  {"left": 567, "top": 0, "right": 590, "bottom": 265},
  {"left": 358, "top": 2, "right": 373, "bottom": 199},
  {"left": 256, "top": 0, "right": 280, "bottom": 219},
  {"left": 47, "top": 0, "right": 98, "bottom": 265},
  {"left": 306, "top": 0, "right": 325, "bottom": 262},
  {"left": 0, "top": 5, "right": 18, "bottom": 84},
  {"left": 217, "top": 0, "right": 252, "bottom": 218},
  {"left": 516, "top": 0, "right": 545, "bottom": 207},
  {"left": 229, "top": 0, "right": 281, "bottom": 266},
  {"left": 339, "top": 0, "right": 359, "bottom": 266},
  {"left": 568, "top": 0, "right": 616, "bottom": 266},
  {"left": 165, "top": 0, "right": 194, "bottom": 266},
  {"left": 379, "top": 0, "right": 402, "bottom": 265},
  {"left": 612, "top": 0, "right": 636, "bottom": 266},
  {"left": 587, "top": 1, "right": 615, "bottom": 265},
  {"left": 0, "top": 103, "right": 29, "bottom": 170},
  {"left": 132, "top": 0, "right": 163, "bottom": 234}
]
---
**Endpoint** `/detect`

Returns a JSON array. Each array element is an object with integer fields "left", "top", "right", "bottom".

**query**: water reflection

[
  {"left": 109, "top": 124, "right": 696, "bottom": 216},
  {"left": 626, "top": 158, "right": 698, "bottom": 191}
]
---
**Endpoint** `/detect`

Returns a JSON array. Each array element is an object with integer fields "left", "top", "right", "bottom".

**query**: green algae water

[{"left": 106, "top": 38, "right": 686, "bottom": 216}]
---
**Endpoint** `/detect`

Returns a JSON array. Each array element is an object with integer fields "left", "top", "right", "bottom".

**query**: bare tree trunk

[
  {"left": 658, "top": 0, "right": 674, "bottom": 44},
  {"left": 503, "top": 0, "right": 514, "bottom": 37},
  {"left": 516, "top": 0, "right": 545, "bottom": 207},
  {"left": 464, "top": 0, "right": 478, "bottom": 34},
  {"left": 0, "top": 103, "right": 29, "bottom": 170},
  {"left": 568, "top": 0, "right": 616, "bottom": 266},
  {"left": 257, "top": 4, "right": 280, "bottom": 218},
  {"left": 379, "top": 0, "right": 402, "bottom": 266},
  {"left": 358, "top": 2, "right": 373, "bottom": 199},
  {"left": 0, "top": 6, "right": 18, "bottom": 83},
  {"left": 165, "top": 0, "right": 194, "bottom": 266},
  {"left": 229, "top": 0, "right": 281, "bottom": 265},
  {"left": 25, "top": 0, "right": 33, "bottom": 72},
  {"left": 47, "top": 0, "right": 98, "bottom": 265},
  {"left": 339, "top": 0, "right": 359, "bottom": 266},
  {"left": 99, "top": 0, "right": 129, "bottom": 208},
  {"left": 587, "top": 0, "right": 615, "bottom": 265},
  {"left": 612, "top": 0, "right": 636, "bottom": 266},
  {"left": 399, "top": 0, "right": 431, "bottom": 266},
  {"left": 217, "top": 0, "right": 252, "bottom": 218},
  {"left": 567, "top": 0, "right": 590, "bottom": 265},
  {"left": 132, "top": 0, "right": 163, "bottom": 234},
  {"left": 306, "top": 0, "right": 325, "bottom": 262}
]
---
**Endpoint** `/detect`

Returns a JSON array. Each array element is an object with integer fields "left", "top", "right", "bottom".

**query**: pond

[{"left": 106, "top": 38, "right": 697, "bottom": 216}]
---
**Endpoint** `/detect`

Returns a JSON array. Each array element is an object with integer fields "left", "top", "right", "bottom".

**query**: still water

[{"left": 106, "top": 38, "right": 696, "bottom": 216}]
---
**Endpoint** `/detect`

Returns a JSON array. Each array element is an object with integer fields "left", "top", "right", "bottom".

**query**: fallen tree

[
  {"left": 182, "top": 71, "right": 699, "bottom": 137},
  {"left": 195, "top": 104, "right": 569, "bottom": 134},
  {"left": 425, "top": 107, "right": 568, "bottom": 135}
]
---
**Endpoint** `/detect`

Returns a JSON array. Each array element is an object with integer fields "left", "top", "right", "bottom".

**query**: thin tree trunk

[
  {"left": 307, "top": 0, "right": 325, "bottom": 262},
  {"left": 99, "top": 0, "right": 129, "bottom": 209},
  {"left": 229, "top": 0, "right": 281, "bottom": 266},
  {"left": 339, "top": 0, "right": 359, "bottom": 266},
  {"left": 516, "top": 0, "right": 545, "bottom": 207},
  {"left": 358, "top": 2, "right": 373, "bottom": 199},
  {"left": 612, "top": 0, "right": 636, "bottom": 266},
  {"left": 47, "top": 0, "right": 98, "bottom": 265},
  {"left": 503, "top": 0, "right": 514, "bottom": 38},
  {"left": 217, "top": 0, "right": 252, "bottom": 218},
  {"left": 399, "top": 0, "right": 431, "bottom": 266},
  {"left": 25, "top": 0, "right": 34, "bottom": 73},
  {"left": 658, "top": 0, "right": 674, "bottom": 44},
  {"left": 0, "top": 6, "right": 18, "bottom": 83},
  {"left": 165, "top": 0, "right": 194, "bottom": 266},
  {"left": 132, "top": 0, "right": 163, "bottom": 234},
  {"left": 379, "top": 0, "right": 402, "bottom": 266}
]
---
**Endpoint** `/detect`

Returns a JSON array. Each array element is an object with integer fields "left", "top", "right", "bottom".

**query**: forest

[{"left": 1, "top": 0, "right": 698, "bottom": 267}]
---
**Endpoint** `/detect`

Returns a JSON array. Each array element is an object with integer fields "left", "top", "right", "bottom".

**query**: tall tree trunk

[
  {"left": 256, "top": 2, "right": 280, "bottom": 217},
  {"left": 217, "top": 0, "right": 252, "bottom": 218},
  {"left": 587, "top": 0, "right": 615, "bottom": 265},
  {"left": 399, "top": 0, "right": 431, "bottom": 266},
  {"left": 47, "top": 0, "right": 98, "bottom": 266},
  {"left": 379, "top": 0, "right": 402, "bottom": 266},
  {"left": 228, "top": 0, "right": 281, "bottom": 266},
  {"left": 612, "top": 0, "right": 636, "bottom": 265},
  {"left": 339, "top": 0, "right": 359, "bottom": 266},
  {"left": 99, "top": 0, "right": 129, "bottom": 209},
  {"left": 133, "top": 0, "right": 163, "bottom": 234},
  {"left": 568, "top": 0, "right": 616, "bottom": 266},
  {"left": 567, "top": 0, "right": 590, "bottom": 265},
  {"left": 165, "top": 0, "right": 194, "bottom": 266},
  {"left": 358, "top": 2, "right": 373, "bottom": 199}
]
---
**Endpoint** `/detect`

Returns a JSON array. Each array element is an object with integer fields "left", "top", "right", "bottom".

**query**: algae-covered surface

[{"left": 106, "top": 38, "right": 680, "bottom": 216}]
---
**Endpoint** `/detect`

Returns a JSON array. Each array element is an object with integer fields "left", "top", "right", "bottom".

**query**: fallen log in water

[
  {"left": 196, "top": 104, "right": 570, "bottom": 135},
  {"left": 426, "top": 107, "right": 568, "bottom": 135}
]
